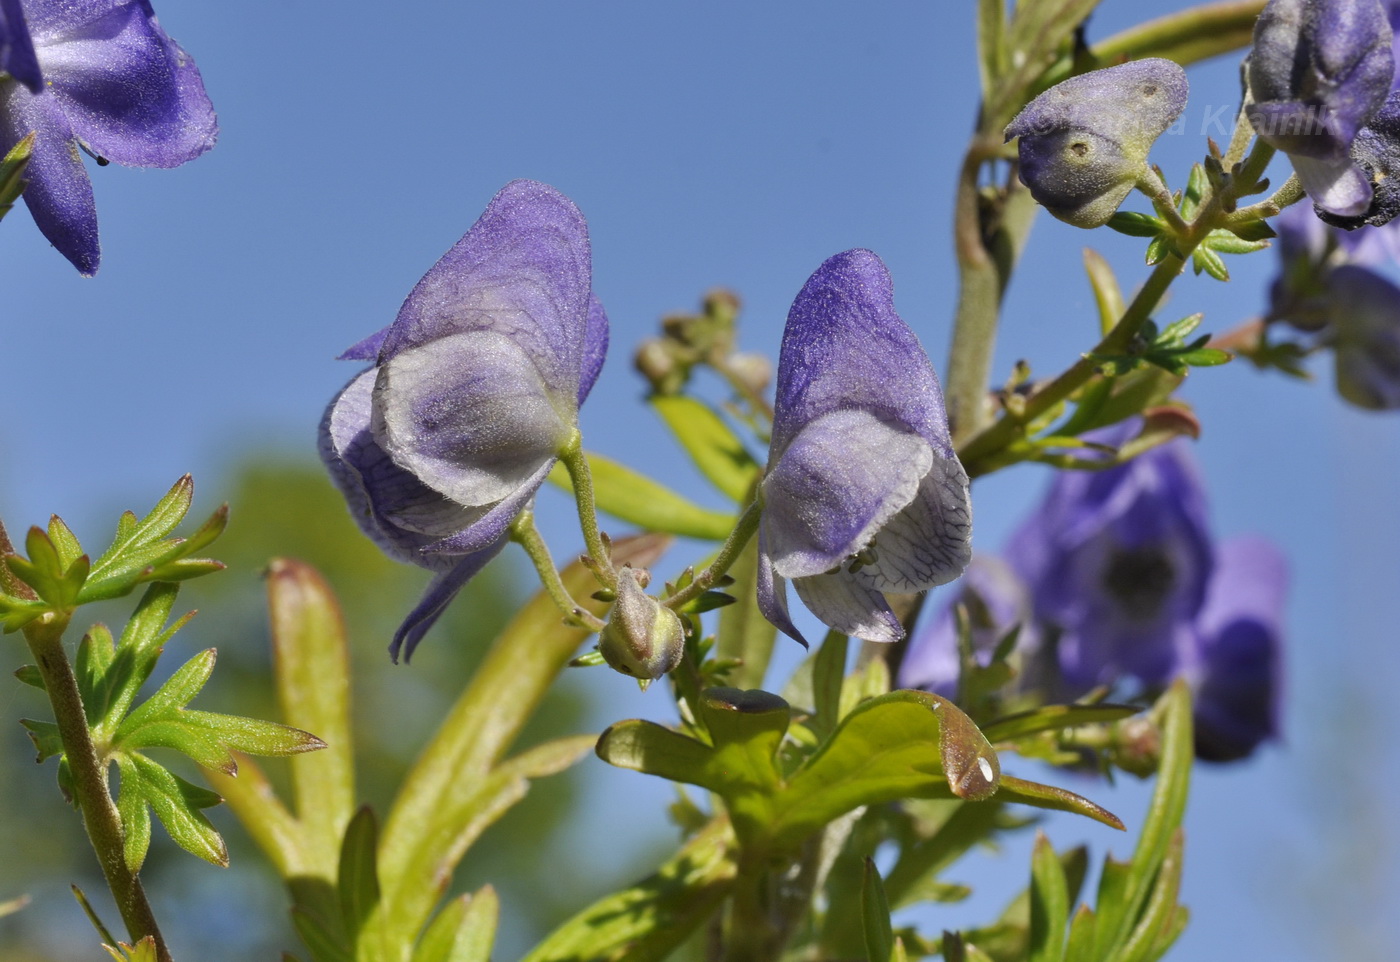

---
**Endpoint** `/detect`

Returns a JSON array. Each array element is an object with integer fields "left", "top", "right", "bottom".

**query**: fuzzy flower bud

[
  {"left": 599, "top": 567, "right": 685, "bottom": 681},
  {"left": 1004, "top": 59, "right": 1189, "bottom": 228}
]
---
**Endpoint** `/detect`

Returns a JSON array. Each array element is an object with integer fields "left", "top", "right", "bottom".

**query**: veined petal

[
  {"left": 379, "top": 180, "right": 592, "bottom": 401},
  {"left": 1292, "top": 153, "right": 1373, "bottom": 216},
  {"left": 318, "top": 369, "right": 476, "bottom": 570},
  {"left": 771, "top": 249, "right": 954, "bottom": 459},
  {"left": 1, "top": 0, "right": 42, "bottom": 92},
  {"left": 372, "top": 330, "right": 573, "bottom": 508},
  {"left": 390, "top": 541, "right": 508, "bottom": 663},
  {"left": 762, "top": 409, "right": 932, "bottom": 580},
  {"left": 1, "top": 81, "right": 98, "bottom": 273},
  {"left": 756, "top": 530, "right": 808, "bottom": 647},
  {"left": 851, "top": 452, "right": 971, "bottom": 592},
  {"left": 31, "top": 0, "right": 216, "bottom": 167},
  {"left": 792, "top": 571, "right": 903, "bottom": 643}
]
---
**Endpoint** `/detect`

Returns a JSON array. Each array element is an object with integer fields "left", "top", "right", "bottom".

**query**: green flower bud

[{"left": 599, "top": 567, "right": 685, "bottom": 681}]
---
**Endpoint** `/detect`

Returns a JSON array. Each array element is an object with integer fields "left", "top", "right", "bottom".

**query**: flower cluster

[
  {"left": 0, "top": 0, "right": 216, "bottom": 274},
  {"left": 900, "top": 435, "right": 1285, "bottom": 762}
]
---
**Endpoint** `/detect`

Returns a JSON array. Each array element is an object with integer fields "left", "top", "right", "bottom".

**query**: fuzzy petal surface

[
  {"left": 850, "top": 452, "right": 972, "bottom": 592},
  {"left": 1, "top": 0, "right": 41, "bottom": 91},
  {"left": 379, "top": 180, "right": 593, "bottom": 401},
  {"left": 792, "top": 569, "right": 903, "bottom": 643}
]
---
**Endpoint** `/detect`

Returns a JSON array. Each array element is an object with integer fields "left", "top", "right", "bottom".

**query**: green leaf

[
  {"left": 1190, "top": 246, "right": 1229, "bottom": 281},
  {"left": 337, "top": 807, "right": 381, "bottom": 940},
  {"left": 377, "top": 534, "right": 672, "bottom": 948},
  {"left": 1222, "top": 217, "right": 1276, "bottom": 242},
  {"left": 811, "top": 631, "right": 848, "bottom": 740},
  {"left": 862, "top": 857, "right": 895, "bottom": 962},
  {"left": 1084, "top": 250, "right": 1125, "bottom": 337},
  {"left": 522, "top": 818, "right": 736, "bottom": 962},
  {"left": 1144, "top": 235, "right": 1173, "bottom": 266},
  {"left": 115, "top": 752, "right": 226, "bottom": 870},
  {"left": 0, "top": 131, "right": 34, "bottom": 222},
  {"left": 977, "top": 0, "right": 1008, "bottom": 94},
  {"left": 1203, "top": 227, "right": 1270, "bottom": 255},
  {"left": 47, "top": 516, "right": 83, "bottom": 568},
  {"left": 549, "top": 452, "right": 734, "bottom": 540},
  {"left": 1175, "top": 348, "right": 1232, "bottom": 367},
  {"left": 650, "top": 395, "right": 761, "bottom": 502},
  {"left": 1098, "top": 683, "right": 1193, "bottom": 958},
  {"left": 1155, "top": 314, "right": 1202, "bottom": 347},
  {"left": 20, "top": 719, "right": 63, "bottom": 762},
  {"left": 1117, "top": 830, "right": 1185, "bottom": 962},
  {"left": 266, "top": 558, "right": 355, "bottom": 877},
  {"left": 996, "top": 775, "right": 1124, "bottom": 830},
  {"left": 0, "top": 593, "right": 48, "bottom": 633},
  {"left": 766, "top": 691, "right": 999, "bottom": 849},
  {"left": 981, "top": 704, "right": 1140, "bottom": 744},
  {"left": 1029, "top": 832, "right": 1069, "bottom": 962},
  {"left": 1105, "top": 212, "right": 1164, "bottom": 239},
  {"left": 413, "top": 887, "right": 499, "bottom": 962},
  {"left": 292, "top": 906, "right": 352, "bottom": 962},
  {"left": 1066, "top": 904, "right": 1098, "bottom": 962},
  {"left": 13, "top": 664, "right": 44, "bottom": 690}
]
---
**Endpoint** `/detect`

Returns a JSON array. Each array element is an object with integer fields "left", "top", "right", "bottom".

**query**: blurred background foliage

[{"left": 0, "top": 453, "right": 684, "bottom": 960}]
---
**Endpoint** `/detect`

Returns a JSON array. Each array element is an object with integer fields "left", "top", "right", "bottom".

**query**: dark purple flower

[
  {"left": 1187, "top": 537, "right": 1286, "bottom": 762},
  {"left": 1246, "top": 0, "right": 1394, "bottom": 217},
  {"left": 319, "top": 180, "right": 609, "bottom": 661},
  {"left": 897, "top": 556, "right": 1036, "bottom": 697},
  {"left": 1314, "top": 89, "right": 1400, "bottom": 228},
  {"left": 1009, "top": 436, "right": 1213, "bottom": 693},
  {"left": 756, "top": 249, "right": 972, "bottom": 645},
  {"left": 1326, "top": 263, "right": 1400, "bottom": 407},
  {"left": 0, "top": 0, "right": 40, "bottom": 93},
  {"left": 0, "top": 0, "right": 216, "bottom": 274},
  {"left": 1004, "top": 59, "right": 1188, "bottom": 228}
]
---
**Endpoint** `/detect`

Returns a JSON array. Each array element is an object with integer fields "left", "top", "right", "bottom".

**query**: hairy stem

[
  {"left": 557, "top": 436, "right": 617, "bottom": 590},
  {"left": 23, "top": 617, "right": 172, "bottom": 961},
  {"left": 664, "top": 501, "right": 761, "bottom": 610},
  {"left": 510, "top": 510, "right": 606, "bottom": 631}
]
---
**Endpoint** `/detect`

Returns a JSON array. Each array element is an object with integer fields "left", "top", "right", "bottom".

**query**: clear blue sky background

[{"left": 2, "top": 1, "right": 1398, "bottom": 958}]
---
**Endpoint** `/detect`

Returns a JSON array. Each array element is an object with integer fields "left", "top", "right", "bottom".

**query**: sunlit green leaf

[
  {"left": 862, "top": 857, "right": 895, "bottom": 962},
  {"left": 1029, "top": 832, "right": 1069, "bottom": 962},
  {"left": 650, "top": 395, "right": 760, "bottom": 502},
  {"left": 337, "top": 807, "right": 380, "bottom": 940},
  {"left": 413, "top": 886, "right": 499, "bottom": 962},
  {"left": 549, "top": 454, "right": 735, "bottom": 540}
]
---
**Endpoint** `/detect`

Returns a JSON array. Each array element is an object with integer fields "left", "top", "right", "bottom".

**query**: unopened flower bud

[
  {"left": 1004, "top": 59, "right": 1188, "bottom": 228},
  {"left": 599, "top": 567, "right": 685, "bottom": 681},
  {"left": 726, "top": 351, "right": 772, "bottom": 395},
  {"left": 635, "top": 338, "right": 688, "bottom": 394}
]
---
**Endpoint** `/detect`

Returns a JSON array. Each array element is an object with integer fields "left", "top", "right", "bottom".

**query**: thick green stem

[
  {"left": 664, "top": 501, "right": 761, "bottom": 610},
  {"left": 23, "top": 616, "right": 172, "bottom": 961},
  {"left": 557, "top": 436, "right": 616, "bottom": 590},
  {"left": 509, "top": 510, "right": 606, "bottom": 631}
]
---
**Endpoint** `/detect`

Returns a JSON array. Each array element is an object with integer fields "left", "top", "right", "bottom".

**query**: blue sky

[{"left": 3, "top": 1, "right": 1398, "bottom": 958}]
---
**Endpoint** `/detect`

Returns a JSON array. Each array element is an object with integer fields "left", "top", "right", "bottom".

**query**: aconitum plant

[{"left": 3, "top": 1, "right": 1396, "bottom": 961}]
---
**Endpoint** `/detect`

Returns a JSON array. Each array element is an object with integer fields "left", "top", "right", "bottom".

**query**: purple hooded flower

[
  {"left": 319, "top": 180, "right": 609, "bottom": 661},
  {"left": 1326, "top": 263, "right": 1400, "bottom": 407},
  {"left": 0, "top": 0, "right": 216, "bottom": 274},
  {"left": 1246, "top": 0, "right": 1395, "bottom": 218},
  {"left": 0, "top": 0, "right": 40, "bottom": 93},
  {"left": 1186, "top": 536, "right": 1286, "bottom": 761},
  {"left": 1010, "top": 437, "right": 1214, "bottom": 693},
  {"left": 1004, "top": 59, "right": 1188, "bottom": 228},
  {"left": 756, "top": 249, "right": 972, "bottom": 646}
]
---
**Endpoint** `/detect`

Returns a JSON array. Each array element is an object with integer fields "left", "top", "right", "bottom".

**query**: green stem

[
  {"left": 944, "top": 144, "right": 1040, "bottom": 443},
  {"left": 1135, "top": 169, "right": 1191, "bottom": 237},
  {"left": 509, "top": 510, "right": 606, "bottom": 631},
  {"left": 664, "top": 502, "right": 761, "bottom": 610},
  {"left": 557, "top": 436, "right": 616, "bottom": 590},
  {"left": 23, "top": 616, "right": 172, "bottom": 962},
  {"left": 958, "top": 252, "right": 1187, "bottom": 476}
]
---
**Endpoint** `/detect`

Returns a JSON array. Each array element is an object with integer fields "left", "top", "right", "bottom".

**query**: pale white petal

[
  {"left": 852, "top": 453, "right": 972, "bottom": 591},
  {"left": 792, "top": 570, "right": 903, "bottom": 643}
]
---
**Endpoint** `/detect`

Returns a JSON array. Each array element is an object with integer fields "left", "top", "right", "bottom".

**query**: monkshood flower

[
  {"left": 756, "top": 249, "right": 972, "bottom": 646},
  {"left": 1246, "top": 0, "right": 1394, "bottom": 218},
  {"left": 0, "top": 0, "right": 40, "bottom": 93},
  {"left": 897, "top": 556, "right": 1037, "bottom": 697},
  {"left": 1315, "top": 90, "right": 1400, "bottom": 228},
  {"left": 0, "top": 0, "right": 216, "bottom": 274},
  {"left": 1010, "top": 435, "right": 1214, "bottom": 693},
  {"left": 320, "top": 180, "right": 608, "bottom": 662},
  {"left": 1326, "top": 263, "right": 1400, "bottom": 407},
  {"left": 1187, "top": 537, "right": 1286, "bottom": 762},
  {"left": 1004, "top": 59, "right": 1188, "bottom": 228}
]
